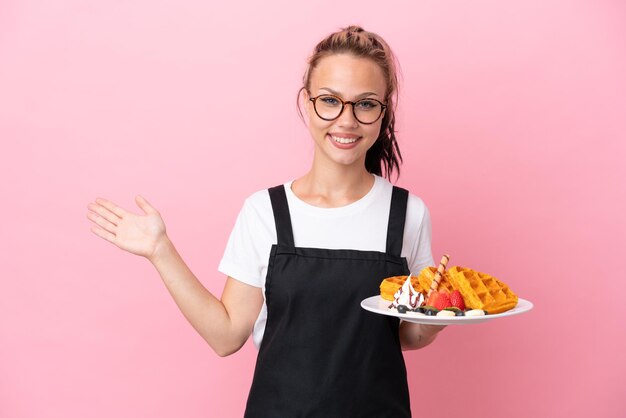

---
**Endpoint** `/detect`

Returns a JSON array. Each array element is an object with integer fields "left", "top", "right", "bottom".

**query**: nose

[{"left": 336, "top": 102, "right": 359, "bottom": 128}]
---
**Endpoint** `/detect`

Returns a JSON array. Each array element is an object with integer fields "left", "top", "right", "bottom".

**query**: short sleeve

[
  {"left": 218, "top": 197, "right": 269, "bottom": 288},
  {"left": 405, "top": 198, "right": 435, "bottom": 274}
]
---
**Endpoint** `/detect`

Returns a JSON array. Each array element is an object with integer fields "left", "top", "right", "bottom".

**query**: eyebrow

[{"left": 319, "top": 87, "right": 380, "bottom": 99}]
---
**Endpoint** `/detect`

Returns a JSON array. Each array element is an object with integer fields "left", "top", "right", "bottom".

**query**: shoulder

[
  {"left": 238, "top": 182, "right": 290, "bottom": 222},
  {"left": 407, "top": 193, "right": 429, "bottom": 221},
  {"left": 243, "top": 187, "right": 271, "bottom": 211},
  {"left": 376, "top": 176, "right": 429, "bottom": 219}
]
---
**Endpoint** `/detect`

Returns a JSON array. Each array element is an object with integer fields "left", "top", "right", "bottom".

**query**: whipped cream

[{"left": 391, "top": 276, "right": 424, "bottom": 310}]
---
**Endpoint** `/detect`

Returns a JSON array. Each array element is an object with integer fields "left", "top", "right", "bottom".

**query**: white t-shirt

[{"left": 218, "top": 175, "right": 434, "bottom": 348}]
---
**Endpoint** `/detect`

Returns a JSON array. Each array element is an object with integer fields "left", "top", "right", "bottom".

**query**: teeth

[{"left": 331, "top": 135, "right": 359, "bottom": 144}]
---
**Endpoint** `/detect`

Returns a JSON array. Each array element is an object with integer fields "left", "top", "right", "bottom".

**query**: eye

[
  {"left": 356, "top": 100, "right": 379, "bottom": 110},
  {"left": 318, "top": 95, "right": 341, "bottom": 106}
]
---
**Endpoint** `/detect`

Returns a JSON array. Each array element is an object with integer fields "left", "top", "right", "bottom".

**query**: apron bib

[{"left": 244, "top": 185, "right": 412, "bottom": 418}]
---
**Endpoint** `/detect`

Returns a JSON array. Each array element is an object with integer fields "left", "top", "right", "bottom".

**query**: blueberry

[
  {"left": 414, "top": 307, "right": 425, "bottom": 314},
  {"left": 424, "top": 309, "right": 438, "bottom": 316},
  {"left": 455, "top": 310, "right": 465, "bottom": 316},
  {"left": 397, "top": 305, "right": 408, "bottom": 314}
]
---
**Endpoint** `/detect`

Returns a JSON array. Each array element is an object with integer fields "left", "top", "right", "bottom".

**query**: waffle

[
  {"left": 417, "top": 266, "right": 518, "bottom": 314},
  {"left": 379, "top": 276, "right": 428, "bottom": 301}
]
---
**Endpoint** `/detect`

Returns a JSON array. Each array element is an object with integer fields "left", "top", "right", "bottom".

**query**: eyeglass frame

[{"left": 307, "top": 92, "right": 388, "bottom": 125}]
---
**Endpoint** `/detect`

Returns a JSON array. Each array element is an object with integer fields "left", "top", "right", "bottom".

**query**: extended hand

[{"left": 87, "top": 195, "right": 167, "bottom": 260}]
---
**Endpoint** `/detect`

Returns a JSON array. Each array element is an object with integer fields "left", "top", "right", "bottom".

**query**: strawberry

[
  {"left": 434, "top": 292, "right": 452, "bottom": 310},
  {"left": 450, "top": 290, "right": 466, "bottom": 310},
  {"left": 425, "top": 291, "right": 439, "bottom": 307}
]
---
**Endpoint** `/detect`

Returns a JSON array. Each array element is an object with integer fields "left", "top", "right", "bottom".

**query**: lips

[{"left": 327, "top": 133, "right": 362, "bottom": 149}]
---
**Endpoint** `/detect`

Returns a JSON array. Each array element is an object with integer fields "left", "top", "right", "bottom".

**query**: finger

[
  {"left": 94, "top": 197, "right": 127, "bottom": 218},
  {"left": 87, "top": 210, "right": 117, "bottom": 234},
  {"left": 135, "top": 195, "right": 157, "bottom": 215},
  {"left": 90, "top": 224, "right": 116, "bottom": 243},
  {"left": 87, "top": 202, "right": 120, "bottom": 226},
  {"left": 423, "top": 324, "right": 447, "bottom": 333}
]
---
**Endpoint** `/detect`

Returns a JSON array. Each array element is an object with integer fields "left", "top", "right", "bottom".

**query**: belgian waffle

[{"left": 417, "top": 266, "right": 518, "bottom": 314}]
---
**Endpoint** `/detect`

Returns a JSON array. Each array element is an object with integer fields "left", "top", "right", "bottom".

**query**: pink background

[{"left": 1, "top": 0, "right": 625, "bottom": 417}]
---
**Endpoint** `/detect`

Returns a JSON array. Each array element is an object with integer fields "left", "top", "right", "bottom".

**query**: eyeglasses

[{"left": 308, "top": 94, "right": 387, "bottom": 125}]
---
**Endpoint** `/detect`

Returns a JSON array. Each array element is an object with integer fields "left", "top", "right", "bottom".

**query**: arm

[
  {"left": 87, "top": 196, "right": 262, "bottom": 357},
  {"left": 399, "top": 321, "right": 445, "bottom": 351},
  {"left": 401, "top": 198, "right": 444, "bottom": 350},
  {"left": 151, "top": 238, "right": 263, "bottom": 356}
]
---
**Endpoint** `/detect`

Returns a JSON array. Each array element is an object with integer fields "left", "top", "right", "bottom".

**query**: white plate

[{"left": 360, "top": 296, "right": 533, "bottom": 325}]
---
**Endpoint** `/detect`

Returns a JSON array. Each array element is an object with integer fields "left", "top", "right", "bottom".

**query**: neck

[{"left": 292, "top": 155, "right": 375, "bottom": 208}]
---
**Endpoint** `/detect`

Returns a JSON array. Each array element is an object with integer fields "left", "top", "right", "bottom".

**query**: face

[{"left": 304, "top": 54, "right": 387, "bottom": 170}]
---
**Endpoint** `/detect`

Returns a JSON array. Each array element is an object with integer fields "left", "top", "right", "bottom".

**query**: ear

[{"left": 300, "top": 88, "right": 310, "bottom": 118}]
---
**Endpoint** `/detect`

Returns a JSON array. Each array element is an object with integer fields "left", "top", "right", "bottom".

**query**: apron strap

[
  {"left": 268, "top": 185, "right": 295, "bottom": 248},
  {"left": 386, "top": 186, "right": 409, "bottom": 257}
]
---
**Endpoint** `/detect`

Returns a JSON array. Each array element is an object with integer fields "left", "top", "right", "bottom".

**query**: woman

[{"left": 87, "top": 25, "right": 443, "bottom": 417}]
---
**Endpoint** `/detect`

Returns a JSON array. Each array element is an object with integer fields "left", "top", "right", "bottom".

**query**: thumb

[{"left": 135, "top": 195, "right": 157, "bottom": 215}]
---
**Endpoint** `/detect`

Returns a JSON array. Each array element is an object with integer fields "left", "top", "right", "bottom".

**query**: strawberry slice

[
  {"left": 434, "top": 292, "right": 452, "bottom": 310},
  {"left": 450, "top": 290, "right": 466, "bottom": 310}
]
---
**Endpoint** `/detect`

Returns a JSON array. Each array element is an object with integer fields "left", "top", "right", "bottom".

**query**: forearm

[
  {"left": 399, "top": 321, "right": 445, "bottom": 350},
  {"left": 149, "top": 237, "right": 238, "bottom": 356}
]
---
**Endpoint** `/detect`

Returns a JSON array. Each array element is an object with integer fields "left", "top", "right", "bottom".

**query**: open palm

[{"left": 87, "top": 195, "right": 166, "bottom": 259}]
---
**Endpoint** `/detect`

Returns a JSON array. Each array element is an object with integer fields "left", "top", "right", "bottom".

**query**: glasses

[{"left": 308, "top": 94, "right": 387, "bottom": 124}]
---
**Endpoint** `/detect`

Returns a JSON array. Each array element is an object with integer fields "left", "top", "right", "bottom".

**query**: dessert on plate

[{"left": 379, "top": 256, "right": 518, "bottom": 316}]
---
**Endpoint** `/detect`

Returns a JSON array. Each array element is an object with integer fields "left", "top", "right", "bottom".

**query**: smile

[{"left": 330, "top": 135, "right": 361, "bottom": 144}]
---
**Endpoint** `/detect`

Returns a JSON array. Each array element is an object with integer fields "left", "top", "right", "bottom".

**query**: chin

[{"left": 328, "top": 153, "right": 366, "bottom": 168}]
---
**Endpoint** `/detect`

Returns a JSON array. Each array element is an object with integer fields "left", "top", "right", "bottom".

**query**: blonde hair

[{"left": 299, "top": 25, "right": 403, "bottom": 179}]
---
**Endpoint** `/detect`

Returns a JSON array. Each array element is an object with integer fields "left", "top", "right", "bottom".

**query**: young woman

[{"left": 87, "top": 25, "right": 443, "bottom": 417}]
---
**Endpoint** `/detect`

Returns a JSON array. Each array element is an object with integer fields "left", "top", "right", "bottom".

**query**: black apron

[{"left": 244, "top": 185, "right": 412, "bottom": 418}]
